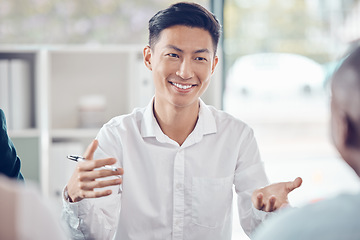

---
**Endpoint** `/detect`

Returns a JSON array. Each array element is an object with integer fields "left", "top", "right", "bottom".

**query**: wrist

[{"left": 64, "top": 186, "right": 74, "bottom": 202}]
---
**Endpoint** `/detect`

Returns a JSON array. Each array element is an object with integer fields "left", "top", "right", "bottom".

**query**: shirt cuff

[
  {"left": 63, "top": 186, "right": 71, "bottom": 202},
  {"left": 252, "top": 204, "right": 274, "bottom": 221}
]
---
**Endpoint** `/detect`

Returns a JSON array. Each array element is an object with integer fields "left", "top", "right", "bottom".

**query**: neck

[
  {"left": 340, "top": 146, "right": 360, "bottom": 178},
  {"left": 153, "top": 98, "right": 200, "bottom": 146}
]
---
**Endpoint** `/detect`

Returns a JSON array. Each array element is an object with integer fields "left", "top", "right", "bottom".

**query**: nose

[{"left": 176, "top": 58, "right": 194, "bottom": 80}]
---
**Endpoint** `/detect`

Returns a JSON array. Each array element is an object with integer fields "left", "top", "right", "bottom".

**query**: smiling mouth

[{"left": 169, "top": 81, "right": 197, "bottom": 90}]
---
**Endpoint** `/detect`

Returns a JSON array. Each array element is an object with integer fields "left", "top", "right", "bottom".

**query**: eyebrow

[{"left": 166, "top": 45, "right": 211, "bottom": 54}]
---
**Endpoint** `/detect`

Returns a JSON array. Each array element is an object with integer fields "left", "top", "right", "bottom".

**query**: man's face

[{"left": 144, "top": 25, "right": 218, "bottom": 109}]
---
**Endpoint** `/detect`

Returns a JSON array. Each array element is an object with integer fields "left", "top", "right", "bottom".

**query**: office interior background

[{"left": 0, "top": 0, "right": 359, "bottom": 239}]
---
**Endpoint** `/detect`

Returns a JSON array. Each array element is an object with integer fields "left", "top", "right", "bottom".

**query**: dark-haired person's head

[
  {"left": 148, "top": 2, "right": 221, "bottom": 56},
  {"left": 331, "top": 45, "right": 360, "bottom": 177}
]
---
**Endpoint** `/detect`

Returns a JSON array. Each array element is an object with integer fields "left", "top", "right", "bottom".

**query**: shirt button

[{"left": 176, "top": 183, "right": 182, "bottom": 189}]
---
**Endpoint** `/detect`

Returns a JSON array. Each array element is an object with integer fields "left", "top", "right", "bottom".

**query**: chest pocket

[{"left": 191, "top": 175, "right": 233, "bottom": 228}]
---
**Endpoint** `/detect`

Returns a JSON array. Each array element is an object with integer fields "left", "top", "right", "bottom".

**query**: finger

[
  {"left": 78, "top": 168, "right": 123, "bottom": 181},
  {"left": 78, "top": 157, "right": 118, "bottom": 172},
  {"left": 83, "top": 139, "right": 99, "bottom": 160},
  {"left": 265, "top": 195, "right": 276, "bottom": 212},
  {"left": 255, "top": 192, "right": 264, "bottom": 210},
  {"left": 286, "top": 177, "right": 303, "bottom": 192},
  {"left": 79, "top": 189, "right": 113, "bottom": 199},
  {"left": 79, "top": 178, "right": 122, "bottom": 191},
  {"left": 92, "top": 158, "right": 120, "bottom": 170}
]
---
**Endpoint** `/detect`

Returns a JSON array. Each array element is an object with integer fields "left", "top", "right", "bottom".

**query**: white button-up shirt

[{"left": 62, "top": 98, "right": 270, "bottom": 240}]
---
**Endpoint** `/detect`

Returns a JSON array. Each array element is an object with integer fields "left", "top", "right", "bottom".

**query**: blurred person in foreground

[
  {"left": 252, "top": 45, "right": 360, "bottom": 240},
  {"left": 0, "top": 174, "right": 68, "bottom": 240},
  {"left": 62, "top": 2, "right": 302, "bottom": 239},
  {"left": 0, "top": 108, "right": 24, "bottom": 180}
]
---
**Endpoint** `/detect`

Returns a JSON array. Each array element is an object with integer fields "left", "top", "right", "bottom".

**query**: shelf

[
  {"left": 8, "top": 129, "right": 40, "bottom": 138},
  {"left": 51, "top": 128, "right": 100, "bottom": 139}
]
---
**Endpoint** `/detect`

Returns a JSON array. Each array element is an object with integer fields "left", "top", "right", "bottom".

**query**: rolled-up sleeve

[
  {"left": 234, "top": 128, "right": 271, "bottom": 236},
  {"left": 62, "top": 192, "right": 121, "bottom": 240},
  {"left": 61, "top": 122, "right": 123, "bottom": 240}
]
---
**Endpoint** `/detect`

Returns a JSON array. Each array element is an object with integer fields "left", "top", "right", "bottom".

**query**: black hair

[
  {"left": 335, "top": 44, "right": 360, "bottom": 80},
  {"left": 148, "top": 2, "right": 221, "bottom": 55}
]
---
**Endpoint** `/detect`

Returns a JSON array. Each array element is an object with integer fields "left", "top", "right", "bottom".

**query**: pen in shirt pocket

[{"left": 67, "top": 155, "right": 118, "bottom": 172}]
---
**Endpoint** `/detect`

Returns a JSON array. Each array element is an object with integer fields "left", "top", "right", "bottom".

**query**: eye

[
  {"left": 167, "top": 53, "right": 179, "bottom": 58},
  {"left": 195, "top": 57, "right": 207, "bottom": 61}
]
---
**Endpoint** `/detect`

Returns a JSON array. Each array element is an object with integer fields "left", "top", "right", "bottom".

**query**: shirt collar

[
  {"left": 141, "top": 97, "right": 217, "bottom": 144},
  {"left": 141, "top": 97, "right": 159, "bottom": 138},
  {"left": 197, "top": 98, "right": 217, "bottom": 136}
]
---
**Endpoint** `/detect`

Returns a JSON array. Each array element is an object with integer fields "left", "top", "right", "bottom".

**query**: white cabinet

[{"left": 0, "top": 45, "right": 222, "bottom": 209}]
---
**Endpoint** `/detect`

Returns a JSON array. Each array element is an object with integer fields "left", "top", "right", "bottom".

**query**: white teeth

[{"left": 172, "top": 82, "right": 193, "bottom": 89}]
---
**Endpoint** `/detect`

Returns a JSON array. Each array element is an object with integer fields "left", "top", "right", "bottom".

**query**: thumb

[
  {"left": 83, "top": 139, "right": 98, "bottom": 160},
  {"left": 287, "top": 177, "right": 302, "bottom": 192}
]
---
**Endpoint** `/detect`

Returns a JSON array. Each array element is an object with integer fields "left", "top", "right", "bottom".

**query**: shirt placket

[{"left": 172, "top": 148, "right": 185, "bottom": 240}]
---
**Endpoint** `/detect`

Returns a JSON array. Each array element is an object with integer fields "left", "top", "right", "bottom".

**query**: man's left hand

[{"left": 252, "top": 177, "right": 302, "bottom": 212}]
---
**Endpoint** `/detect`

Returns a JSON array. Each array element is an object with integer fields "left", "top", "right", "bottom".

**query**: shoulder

[
  {"left": 96, "top": 107, "right": 146, "bottom": 142},
  {"left": 206, "top": 105, "right": 254, "bottom": 135},
  {"left": 0, "top": 109, "right": 6, "bottom": 130},
  {"left": 102, "top": 107, "right": 146, "bottom": 130},
  {"left": 252, "top": 193, "right": 360, "bottom": 240}
]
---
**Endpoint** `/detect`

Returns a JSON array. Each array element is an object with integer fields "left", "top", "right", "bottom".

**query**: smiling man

[
  {"left": 62, "top": 2, "right": 301, "bottom": 240},
  {"left": 143, "top": 25, "right": 218, "bottom": 146}
]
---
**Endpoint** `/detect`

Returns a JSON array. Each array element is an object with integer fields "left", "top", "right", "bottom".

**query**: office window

[
  {"left": 223, "top": 0, "right": 360, "bottom": 239},
  {"left": 0, "top": 0, "right": 209, "bottom": 44}
]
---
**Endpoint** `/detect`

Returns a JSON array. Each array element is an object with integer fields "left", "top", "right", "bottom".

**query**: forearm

[
  {"left": 236, "top": 190, "right": 272, "bottom": 236},
  {"left": 234, "top": 159, "right": 270, "bottom": 235},
  {"left": 62, "top": 188, "right": 121, "bottom": 240}
]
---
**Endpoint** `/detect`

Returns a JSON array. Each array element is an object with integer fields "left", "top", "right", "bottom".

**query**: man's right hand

[{"left": 66, "top": 139, "right": 123, "bottom": 202}]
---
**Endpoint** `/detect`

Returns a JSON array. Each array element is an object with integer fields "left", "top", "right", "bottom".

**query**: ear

[
  {"left": 143, "top": 45, "right": 152, "bottom": 71},
  {"left": 332, "top": 107, "right": 346, "bottom": 150},
  {"left": 335, "top": 111, "right": 354, "bottom": 148},
  {"left": 211, "top": 55, "right": 219, "bottom": 75},
  {"left": 340, "top": 113, "right": 349, "bottom": 143}
]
